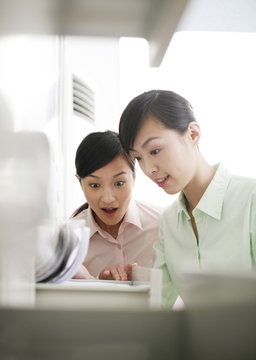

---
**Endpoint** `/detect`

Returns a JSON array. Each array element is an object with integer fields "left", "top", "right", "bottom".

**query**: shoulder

[
  {"left": 72, "top": 208, "right": 89, "bottom": 220},
  {"left": 133, "top": 199, "right": 164, "bottom": 218},
  {"left": 225, "top": 174, "right": 256, "bottom": 222},
  {"left": 160, "top": 199, "right": 180, "bottom": 228},
  {"left": 131, "top": 199, "right": 163, "bottom": 230},
  {"left": 162, "top": 199, "right": 179, "bottom": 216}
]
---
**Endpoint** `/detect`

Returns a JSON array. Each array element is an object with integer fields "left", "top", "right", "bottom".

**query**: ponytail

[{"left": 72, "top": 202, "right": 89, "bottom": 217}]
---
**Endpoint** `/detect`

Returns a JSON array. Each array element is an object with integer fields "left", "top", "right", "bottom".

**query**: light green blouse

[{"left": 153, "top": 164, "right": 256, "bottom": 308}]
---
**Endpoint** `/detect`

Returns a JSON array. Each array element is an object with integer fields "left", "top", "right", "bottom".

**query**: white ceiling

[
  {"left": 0, "top": 0, "right": 255, "bottom": 66},
  {"left": 178, "top": 0, "right": 256, "bottom": 32},
  {"left": 0, "top": 0, "right": 188, "bottom": 66}
]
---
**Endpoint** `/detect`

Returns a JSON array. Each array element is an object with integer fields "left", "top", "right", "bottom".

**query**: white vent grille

[{"left": 73, "top": 74, "right": 95, "bottom": 123}]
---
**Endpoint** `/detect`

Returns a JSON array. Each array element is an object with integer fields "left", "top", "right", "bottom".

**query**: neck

[
  {"left": 183, "top": 155, "right": 216, "bottom": 212},
  {"left": 103, "top": 223, "right": 120, "bottom": 239},
  {"left": 93, "top": 212, "right": 121, "bottom": 239}
]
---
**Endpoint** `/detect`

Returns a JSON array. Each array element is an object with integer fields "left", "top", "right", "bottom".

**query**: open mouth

[
  {"left": 156, "top": 175, "right": 170, "bottom": 188},
  {"left": 102, "top": 207, "right": 118, "bottom": 217}
]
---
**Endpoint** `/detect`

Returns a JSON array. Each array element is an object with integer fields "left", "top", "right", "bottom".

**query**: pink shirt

[{"left": 74, "top": 199, "right": 163, "bottom": 278}]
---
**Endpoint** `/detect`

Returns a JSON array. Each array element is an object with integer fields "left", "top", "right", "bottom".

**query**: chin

[{"left": 163, "top": 187, "right": 180, "bottom": 195}]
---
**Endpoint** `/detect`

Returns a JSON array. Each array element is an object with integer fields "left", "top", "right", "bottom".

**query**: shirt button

[{"left": 117, "top": 244, "right": 121, "bottom": 249}]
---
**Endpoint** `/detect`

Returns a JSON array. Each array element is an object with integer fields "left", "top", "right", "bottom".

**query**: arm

[{"left": 153, "top": 225, "right": 178, "bottom": 308}]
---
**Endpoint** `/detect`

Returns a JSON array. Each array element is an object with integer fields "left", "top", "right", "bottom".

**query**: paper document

[{"left": 36, "top": 220, "right": 90, "bottom": 284}]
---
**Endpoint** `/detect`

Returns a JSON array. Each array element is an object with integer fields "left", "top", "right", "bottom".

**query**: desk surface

[
  {"left": 36, "top": 279, "right": 154, "bottom": 310},
  {"left": 37, "top": 279, "right": 150, "bottom": 292}
]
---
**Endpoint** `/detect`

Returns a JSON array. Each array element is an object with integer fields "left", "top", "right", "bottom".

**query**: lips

[
  {"left": 102, "top": 207, "right": 118, "bottom": 217},
  {"left": 155, "top": 175, "right": 170, "bottom": 188}
]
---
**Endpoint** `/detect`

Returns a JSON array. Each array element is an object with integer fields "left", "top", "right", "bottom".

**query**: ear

[{"left": 187, "top": 122, "right": 200, "bottom": 146}]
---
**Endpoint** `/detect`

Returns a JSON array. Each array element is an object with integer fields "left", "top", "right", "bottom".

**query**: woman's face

[
  {"left": 130, "top": 115, "right": 200, "bottom": 195},
  {"left": 80, "top": 155, "right": 134, "bottom": 232}
]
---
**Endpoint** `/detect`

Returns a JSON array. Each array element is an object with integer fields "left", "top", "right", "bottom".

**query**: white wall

[
  {"left": 63, "top": 36, "right": 120, "bottom": 131},
  {"left": 62, "top": 36, "right": 121, "bottom": 217},
  {"left": 177, "top": 0, "right": 256, "bottom": 32},
  {"left": 157, "top": 31, "right": 256, "bottom": 178}
]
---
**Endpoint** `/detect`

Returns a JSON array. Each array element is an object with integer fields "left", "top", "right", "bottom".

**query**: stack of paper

[{"left": 36, "top": 220, "right": 90, "bottom": 284}]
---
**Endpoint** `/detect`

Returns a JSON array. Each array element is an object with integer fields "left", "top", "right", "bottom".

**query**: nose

[
  {"left": 101, "top": 187, "right": 116, "bottom": 204},
  {"left": 140, "top": 158, "right": 158, "bottom": 177}
]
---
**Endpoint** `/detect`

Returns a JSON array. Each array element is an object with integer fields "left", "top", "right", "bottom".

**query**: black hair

[
  {"left": 72, "top": 130, "right": 135, "bottom": 217},
  {"left": 119, "top": 90, "right": 196, "bottom": 153}
]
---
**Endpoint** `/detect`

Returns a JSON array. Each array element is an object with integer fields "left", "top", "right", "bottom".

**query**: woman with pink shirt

[{"left": 72, "top": 130, "right": 162, "bottom": 281}]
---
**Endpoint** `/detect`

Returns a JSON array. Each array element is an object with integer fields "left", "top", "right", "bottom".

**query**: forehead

[
  {"left": 89, "top": 155, "right": 132, "bottom": 177},
  {"left": 132, "top": 116, "right": 167, "bottom": 149},
  {"left": 138, "top": 115, "right": 166, "bottom": 135}
]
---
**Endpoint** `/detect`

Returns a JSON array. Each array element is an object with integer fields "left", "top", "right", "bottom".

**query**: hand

[{"left": 99, "top": 263, "right": 137, "bottom": 281}]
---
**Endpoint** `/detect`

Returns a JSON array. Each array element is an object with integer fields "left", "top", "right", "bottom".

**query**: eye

[
  {"left": 89, "top": 183, "right": 100, "bottom": 189},
  {"left": 150, "top": 149, "right": 160, "bottom": 155},
  {"left": 114, "top": 181, "right": 125, "bottom": 187},
  {"left": 134, "top": 156, "right": 142, "bottom": 162}
]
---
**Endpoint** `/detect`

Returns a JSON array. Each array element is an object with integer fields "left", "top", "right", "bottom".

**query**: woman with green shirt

[{"left": 118, "top": 89, "right": 256, "bottom": 308}]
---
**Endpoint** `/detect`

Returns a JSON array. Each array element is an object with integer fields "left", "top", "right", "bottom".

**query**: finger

[
  {"left": 99, "top": 269, "right": 111, "bottom": 280},
  {"left": 125, "top": 263, "right": 138, "bottom": 281},
  {"left": 109, "top": 266, "right": 121, "bottom": 281},
  {"left": 102, "top": 270, "right": 111, "bottom": 279},
  {"left": 116, "top": 265, "right": 128, "bottom": 281}
]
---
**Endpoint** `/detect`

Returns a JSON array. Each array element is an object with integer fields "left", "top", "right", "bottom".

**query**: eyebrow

[
  {"left": 114, "top": 171, "right": 127, "bottom": 178},
  {"left": 86, "top": 174, "right": 99, "bottom": 179},
  {"left": 87, "top": 171, "right": 127, "bottom": 179},
  {"left": 130, "top": 137, "right": 160, "bottom": 152}
]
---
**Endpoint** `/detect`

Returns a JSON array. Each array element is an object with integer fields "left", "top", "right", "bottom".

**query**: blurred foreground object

[
  {"left": 0, "top": 0, "right": 188, "bottom": 66},
  {"left": 36, "top": 219, "right": 90, "bottom": 284},
  {"left": 181, "top": 266, "right": 256, "bottom": 309},
  {"left": 0, "top": 102, "right": 50, "bottom": 306},
  {"left": 0, "top": 102, "right": 89, "bottom": 305},
  {"left": 1, "top": 0, "right": 256, "bottom": 67}
]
